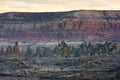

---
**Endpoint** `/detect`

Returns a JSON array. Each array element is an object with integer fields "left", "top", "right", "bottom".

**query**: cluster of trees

[
  {"left": 25, "top": 46, "right": 53, "bottom": 57},
  {"left": 24, "top": 41, "right": 118, "bottom": 57},
  {"left": 54, "top": 41, "right": 74, "bottom": 57},
  {"left": 0, "top": 42, "right": 20, "bottom": 56},
  {"left": 54, "top": 41, "right": 118, "bottom": 57},
  {"left": 0, "top": 41, "right": 119, "bottom": 57}
]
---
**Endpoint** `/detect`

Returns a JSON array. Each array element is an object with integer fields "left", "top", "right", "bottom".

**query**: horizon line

[{"left": 0, "top": 9, "right": 120, "bottom": 14}]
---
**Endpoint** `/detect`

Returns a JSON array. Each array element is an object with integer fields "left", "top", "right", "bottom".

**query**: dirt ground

[{"left": 0, "top": 77, "right": 40, "bottom": 80}]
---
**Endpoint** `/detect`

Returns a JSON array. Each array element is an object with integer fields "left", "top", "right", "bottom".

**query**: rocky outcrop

[{"left": 0, "top": 10, "right": 120, "bottom": 42}]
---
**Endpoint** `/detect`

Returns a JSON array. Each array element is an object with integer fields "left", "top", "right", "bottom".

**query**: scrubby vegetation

[
  {"left": 0, "top": 41, "right": 119, "bottom": 58},
  {"left": 0, "top": 41, "right": 120, "bottom": 80}
]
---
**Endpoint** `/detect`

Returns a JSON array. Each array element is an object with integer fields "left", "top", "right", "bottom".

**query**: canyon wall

[{"left": 0, "top": 10, "right": 120, "bottom": 42}]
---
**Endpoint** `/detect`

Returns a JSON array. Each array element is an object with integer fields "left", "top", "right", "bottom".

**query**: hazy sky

[{"left": 0, "top": 0, "right": 120, "bottom": 13}]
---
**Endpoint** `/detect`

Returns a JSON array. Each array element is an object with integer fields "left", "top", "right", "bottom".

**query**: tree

[
  {"left": 0, "top": 47, "right": 4, "bottom": 56},
  {"left": 63, "top": 47, "right": 69, "bottom": 57},
  {"left": 109, "top": 42, "right": 117, "bottom": 54},
  {"left": 69, "top": 46, "right": 75, "bottom": 57},
  {"left": 43, "top": 47, "right": 53, "bottom": 57},
  {"left": 79, "top": 44, "right": 84, "bottom": 55},
  {"left": 35, "top": 46, "right": 41, "bottom": 57},
  {"left": 13, "top": 42, "right": 20, "bottom": 56},
  {"left": 26, "top": 46, "right": 32, "bottom": 57},
  {"left": 6, "top": 45, "right": 13, "bottom": 56},
  {"left": 103, "top": 42, "right": 110, "bottom": 55}
]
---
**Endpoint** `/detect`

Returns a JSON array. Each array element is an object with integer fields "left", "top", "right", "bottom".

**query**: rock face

[{"left": 0, "top": 10, "right": 120, "bottom": 42}]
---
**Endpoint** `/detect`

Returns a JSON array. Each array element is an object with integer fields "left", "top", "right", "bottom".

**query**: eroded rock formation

[{"left": 0, "top": 10, "right": 120, "bottom": 42}]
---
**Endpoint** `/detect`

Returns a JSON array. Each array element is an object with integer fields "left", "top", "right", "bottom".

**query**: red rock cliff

[{"left": 0, "top": 10, "right": 120, "bottom": 42}]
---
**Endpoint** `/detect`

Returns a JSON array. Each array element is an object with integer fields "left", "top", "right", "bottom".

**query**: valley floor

[{"left": 0, "top": 54, "right": 120, "bottom": 80}]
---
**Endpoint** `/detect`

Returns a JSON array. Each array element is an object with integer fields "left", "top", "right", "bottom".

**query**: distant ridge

[{"left": 0, "top": 10, "right": 120, "bottom": 42}]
